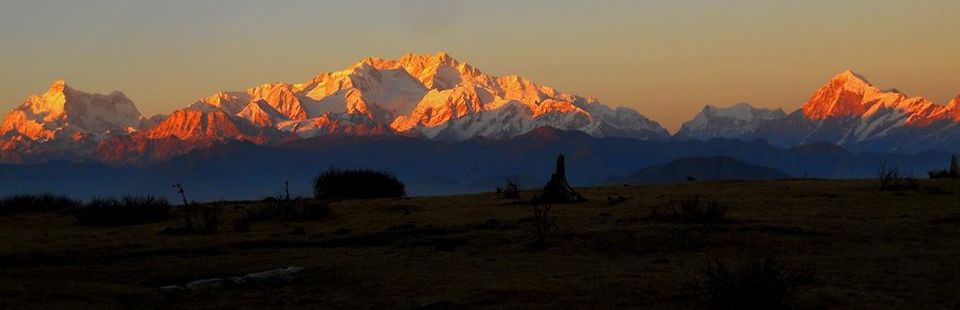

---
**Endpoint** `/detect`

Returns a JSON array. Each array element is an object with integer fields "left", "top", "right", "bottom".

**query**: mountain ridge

[
  {"left": 680, "top": 71, "right": 960, "bottom": 152},
  {"left": 0, "top": 52, "right": 669, "bottom": 164},
  {"left": 605, "top": 156, "right": 792, "bottom": 185},
  {"left": 3, "top": 61, "right": 960, "bottom": 165}
]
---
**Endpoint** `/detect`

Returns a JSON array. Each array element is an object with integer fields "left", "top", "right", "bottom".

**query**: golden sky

[{"left": 1, "top": 0, "right": 958, "bottom": 131}]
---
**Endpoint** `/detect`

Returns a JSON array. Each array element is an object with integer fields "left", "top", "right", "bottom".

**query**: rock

[
  {"left": 185, "top": 278, "right": 224, "bottom": 291},
  {"left": 159, "top": 285, "right": 185, "bottom": 292},
  {"left": 537, "top": 154, "right": 584, "bottom": 204},
  {"left": 230, "top": 266, "right": 304, "bottom": 286}
]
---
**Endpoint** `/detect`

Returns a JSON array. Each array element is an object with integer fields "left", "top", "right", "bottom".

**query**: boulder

[
  {"left": 185, "top": 278, "right": 224, "bottom": 291},
  {"left": 231, "top": 266, "right": 304, "bottom": 286},
  {"left": 159, "top": 285, "right": 185, "bottom": 292}
]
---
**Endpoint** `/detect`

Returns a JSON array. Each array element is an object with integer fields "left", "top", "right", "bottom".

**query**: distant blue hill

[
  {"left": 604, "top": 156, "right": 791, "bottom": 185},
  {"left": 0, "top": 127, "right": 949, "bottom": 202}
]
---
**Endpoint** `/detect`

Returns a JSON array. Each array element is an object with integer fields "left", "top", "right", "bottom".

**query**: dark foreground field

[{"left": 2, "top": 179, "right": 960, "bottom": 308}]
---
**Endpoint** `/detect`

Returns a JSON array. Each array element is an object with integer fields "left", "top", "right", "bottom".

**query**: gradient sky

[{"left": 2, "top": 0, "right": 958, "bottom": 132}]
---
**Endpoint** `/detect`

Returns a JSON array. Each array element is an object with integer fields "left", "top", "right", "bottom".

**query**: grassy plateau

[{"left": 2, "top": 179, "right": 960, "bottom": 308}]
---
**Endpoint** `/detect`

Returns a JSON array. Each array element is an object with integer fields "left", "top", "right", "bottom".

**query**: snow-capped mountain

[
  {"left": 676, "top": 103, "right": 786, "bottom": 140},
  {"left": 0, "top": 80, "right": 145, "bottom": 142},
  {"left": 681, "top": 70, "right": 960, "bottom": 153},
  {"left": 0, "top": 53, "right": 668, "bottom": 163},
  {"left": 0, "top": 80, "right": 152, "bottom": 159},
  {"left": 181, "top": 52, "right": 669, "bottom": 141}
]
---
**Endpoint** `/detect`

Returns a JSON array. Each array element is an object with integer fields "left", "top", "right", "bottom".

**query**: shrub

[
  {"left": 313, "top": 168, "right": 405, "bottom": 200},
  {"left": 178, "top": 205, "right": 223, "bottom": 234},
  {"left": 0, "top": 194, "right": 79, "bottom": 216},
  {"left": 72, "top": 196, "right": 172, "bottom": 226},
  {"left": 878, "top": 161, "right": 918, "bottom": 191},
  {"left": 700, "top": 255, "right": 814, "bottom": 309},
  {"left": 929, "top": 170, "right": 952, "bottom": 179},
  {"left": 928, "top": 154, "right": 960, "bottom": 179},
  {"left": 652, "top": 196, "right": 729, "bottom": 224},
  {"left": 497, "top": 181, "right": 521, "bottom": 200}
]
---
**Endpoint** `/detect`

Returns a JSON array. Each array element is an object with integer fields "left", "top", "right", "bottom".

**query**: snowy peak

[
  {"left": 356, "top": 51, "right": 483, "bottom": 91},
  {"left": 247, "top": 83, "right": 309, "bottom": 120},
  {"left": 189, "top": 91, "right": 249, "bottom": 114},
  {"left": 204, "top": 52, "right": 667, "bottom": 141},
  {"left": 802, "top": 70, "right": 885, "bottom": 120},
  {"left": 677, "top": 103, "right": 786, "bottom": 140},
  {"left": 837, "top": 70, "right": 871, "bottom": 85},
  {"left": 701, "top": 102, "right": 786, "bottom": 122},
  {"left": 1, "top": 53, "right": 670, "bottom": 163},
  {"left": 237, "top": 100, "right": 287, "bottom": 127},
  {"left": 0, "top": 80, "right": 143, "bottom": 142},
  {"left": 674, "top": 71, "right": 960, "bottom": 152},
  {"left": 143, "top": 108, "right": 248, "bottom": 141},
  {"left": 800, "top": 70, "right": 951, "bottom": 127},
  {"left": 48, "top": 79, "right": 68, "bottom": 93},
  {"left": 948, "top": 95, "right": 960, "bottom": 109}
]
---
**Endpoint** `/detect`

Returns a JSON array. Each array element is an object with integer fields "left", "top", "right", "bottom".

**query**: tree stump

[{"left": 538, "top": 154, "right": 584, "bottom": 203}]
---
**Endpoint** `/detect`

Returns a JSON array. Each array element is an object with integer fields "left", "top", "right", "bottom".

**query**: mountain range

[
  {"left": 0, "top": 52, "right": 669, "bottom": 165},
  {"left": 4, "top": 54, "right": 960, "bottom": 165},
  {"left": 678, "top": 71, "right": 960, "bottom": 153},
  {"left": 2, "top": 53, "right": 959, "bottom": 199}
]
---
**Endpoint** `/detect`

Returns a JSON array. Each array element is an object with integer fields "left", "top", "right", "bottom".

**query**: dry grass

[{"left": 1, "top": 179, "right": 960, "bottom": 308}]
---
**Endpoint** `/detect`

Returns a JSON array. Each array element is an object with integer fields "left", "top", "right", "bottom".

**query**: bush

[
  {"left": 313, "top": 168, "right": 405, "bottom": 200},
  {"left": 929, "top": 170, "right": 952, "bottom": 179},
  {"left": 652, "top": 196, "right": 729, "bottom": 224},
  {"left": 0, "top": 194, "right": 79, "bottom": 216},
  {"left": 700, "top": 255, "right": 814, "bottom": 309},
  {"left": 878, "top": 162, "right": 918, "bottom": 191},
  {"left": 929, "top": 154, "right": 960, "bottom": 179},
  {"left": 497, "top": 181, "right": 521, "bottom": 200},
  {"left": 72, "top": 196, "right": 172, "bottom": 226},
  {"left": 178, "top": 205, "right": 223, "bottom": 234}
]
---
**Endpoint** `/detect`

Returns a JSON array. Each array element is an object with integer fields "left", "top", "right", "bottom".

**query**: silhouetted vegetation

[
  {"left": 497, "top": 181, "right": 521, "bottom": 199},
  {"left": 878, "top": 161, "right": 918, "bottom": 191},
  {"left": 173, "top": 183, "right": 189, "bottom": 205},
  {"left": 0, "top": 193, "right": 79, "bottom": 216},
  {"left": 176, "top": 205, "right": 223, "bottom": 234},
  {"left": 652, "top": 196, "right": 729, "bottom": 223},
  {"left": 928, "top": 154, "right": 960, "bottom": 179},
  {"left": 313, "top": 168, "right": 405, "bottom": 200},
  {"left": 235, "top": 199, "right": 330, "bottom": 232},
  {"left": 700, "top": 255, "right": 814, "bottom": 309},
  {"left": 71, "top": 196, "right": 172, "bottom": 226}
]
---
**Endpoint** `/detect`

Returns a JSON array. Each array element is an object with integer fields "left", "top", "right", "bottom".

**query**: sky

[{"left": 1, "top": 0, "right": 959, "bottom": 132}]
